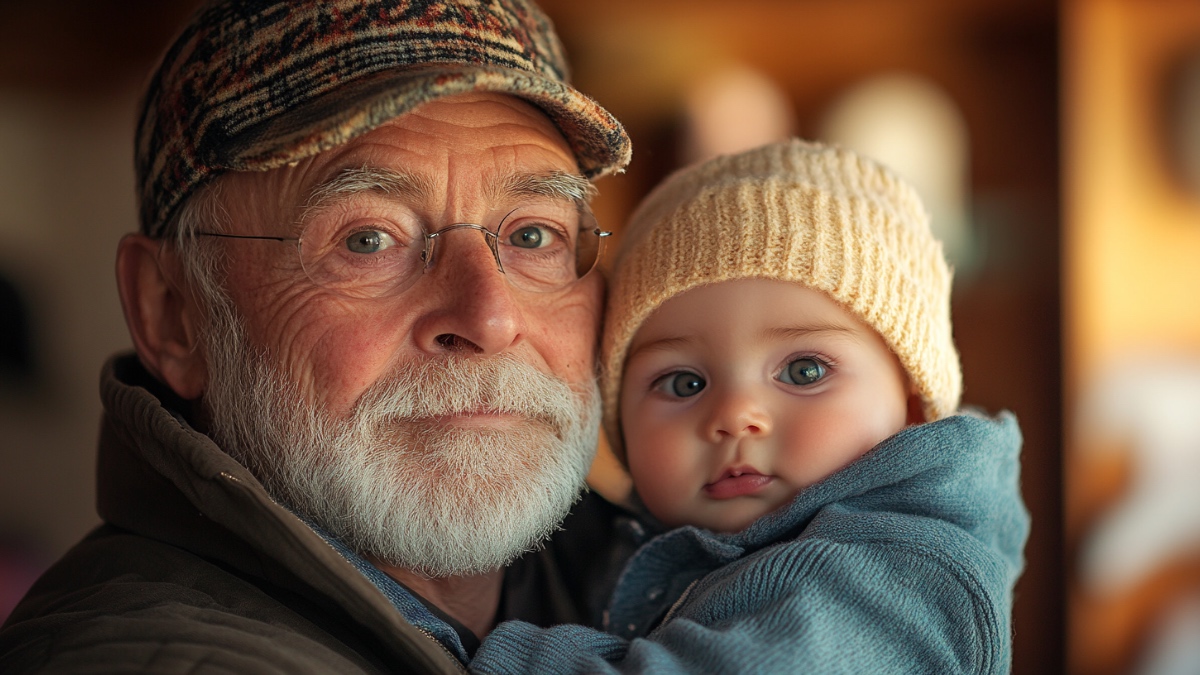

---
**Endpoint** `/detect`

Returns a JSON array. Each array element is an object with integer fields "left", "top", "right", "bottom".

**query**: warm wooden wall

[{"left": 1064, "top": 1, "right": 1200, "bottom": 673}]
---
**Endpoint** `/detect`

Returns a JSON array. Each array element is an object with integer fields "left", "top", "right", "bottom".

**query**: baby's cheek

[
  {"left": 626, "top": 443, "right": 664, "bottom": 490},
  {"left": 627, "top": 441, "right": 684, "bottom": 502}
]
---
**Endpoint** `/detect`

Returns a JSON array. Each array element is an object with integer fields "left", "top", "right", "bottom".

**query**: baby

[{"left": 472, "top": 139, "right": 1029, "bottom": 673}]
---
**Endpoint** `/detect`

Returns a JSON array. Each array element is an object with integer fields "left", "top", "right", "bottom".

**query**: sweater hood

[{"left": 624, "top": 411, "right": 1028, "bottom": 590}]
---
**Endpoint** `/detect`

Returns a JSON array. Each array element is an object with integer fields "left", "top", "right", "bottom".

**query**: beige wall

[{"left": 0, "top": 85, "right": 143, "bottom": 555}]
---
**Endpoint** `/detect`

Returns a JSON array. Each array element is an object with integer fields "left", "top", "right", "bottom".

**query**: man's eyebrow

[
  {"left": 302, "top": 168, "right": 593, "bottom": 221},
  {"left": 493, "top": 170, "right": 596, "bottom": 204},
  {"left": 303, "top": 166, "right": 435, "bottom": 214}
]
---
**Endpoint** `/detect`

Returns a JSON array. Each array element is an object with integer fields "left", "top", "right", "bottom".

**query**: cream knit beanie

[{"left": 601, "top": 139, "right": 961, "bottom": 461}]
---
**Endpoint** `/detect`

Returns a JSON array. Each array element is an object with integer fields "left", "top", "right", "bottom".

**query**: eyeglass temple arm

[{"left": 194, "top": 231, "right": 298, "bottom": 242}]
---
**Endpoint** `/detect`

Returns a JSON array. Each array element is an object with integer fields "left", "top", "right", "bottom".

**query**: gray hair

[{"left": 164, "top": 179, "right": 240, "bottom": 328}]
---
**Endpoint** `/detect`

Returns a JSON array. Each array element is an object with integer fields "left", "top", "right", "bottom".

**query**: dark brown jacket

[{"left": 0, "top": 355, "right": 627, "bottom": 674}]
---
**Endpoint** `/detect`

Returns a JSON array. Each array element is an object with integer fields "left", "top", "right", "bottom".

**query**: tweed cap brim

[
  {"left": 213, "top": 64, "right": 629, "bottom": 186},
  {"left": 137, "top": 0, "right": 632, "bottom": 238}
]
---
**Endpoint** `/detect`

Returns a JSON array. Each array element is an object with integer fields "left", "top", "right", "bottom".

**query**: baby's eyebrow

[
  {"left": 765, "top": 324, "right": 859, "bottom": 341},
  {"left": 626, "top": 335, "right": 693, "bottom": 358}
]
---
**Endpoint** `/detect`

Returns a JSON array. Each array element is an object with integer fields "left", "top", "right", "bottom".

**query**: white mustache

[{"left": 352, "top": 354, "right": 582, "bottom": 439}]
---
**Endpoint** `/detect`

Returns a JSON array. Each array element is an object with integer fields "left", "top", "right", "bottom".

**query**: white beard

[{"left": 201, "top": 308, "right": 600, "bottom": 578}]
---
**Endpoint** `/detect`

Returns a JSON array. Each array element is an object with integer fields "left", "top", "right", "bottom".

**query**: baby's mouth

[{"left": 703, "top": 467, "right": 773, "bottom": 500}]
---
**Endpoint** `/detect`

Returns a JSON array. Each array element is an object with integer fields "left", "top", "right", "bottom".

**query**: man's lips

[
  {"left": 427, "top": 410, "right": 523, "bottom": 427},
  {"left": 422, "top": 409, "right": 562, "bottom": 434},
  {"left": 703, "top": 467, "right": 773, "bottom": 499}
]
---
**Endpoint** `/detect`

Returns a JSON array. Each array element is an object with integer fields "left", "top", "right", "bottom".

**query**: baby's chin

[{"left": 662, "top": 493, "right": 799, "bottom": 534}]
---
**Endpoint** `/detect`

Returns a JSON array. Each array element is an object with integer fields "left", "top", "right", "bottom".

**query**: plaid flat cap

[{"left": 136, "top": 0, "right": 632, "bottom": 237}]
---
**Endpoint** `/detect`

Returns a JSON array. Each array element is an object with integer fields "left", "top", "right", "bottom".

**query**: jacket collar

[{"left": 97, "top": 353, "right": 464, "bottom": 673}]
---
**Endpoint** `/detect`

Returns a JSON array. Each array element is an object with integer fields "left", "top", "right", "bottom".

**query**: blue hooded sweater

[{"left": 471, "top": 411, "right": 1029, "bottom": 674}]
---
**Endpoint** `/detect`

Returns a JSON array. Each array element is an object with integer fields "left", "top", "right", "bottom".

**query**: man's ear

[{"left": 115, "top": 234, "right": 207, "bottom": 400}]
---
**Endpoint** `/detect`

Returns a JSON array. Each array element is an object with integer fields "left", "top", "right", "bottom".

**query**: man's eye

[
  {"left": 654, "top": 371, "right": 706, "bottom": 398},
  {"left": 345, "top": 230, "right": 396, "bottom": 254},
  {"left": 779, "top": 357, "right": 827, "bottom": 386},
  {"left": 508, "top": 225, "right": 552, "bottom": 249}
]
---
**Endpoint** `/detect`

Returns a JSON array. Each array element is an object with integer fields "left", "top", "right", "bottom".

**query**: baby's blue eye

[
  {"left": 657, "top": 371, "right": 706, "bottom": 398},
  {"left": 780, "top": 358, "right": 826, "bottom": 386}
]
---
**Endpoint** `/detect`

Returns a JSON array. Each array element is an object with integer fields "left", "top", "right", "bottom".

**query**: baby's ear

[{"left": 905, "top": 387, "right": 926, "bottom": 426}]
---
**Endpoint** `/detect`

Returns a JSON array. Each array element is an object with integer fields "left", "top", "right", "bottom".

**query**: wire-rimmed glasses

[{"left": 195, "top": 200, "right": 611, "bottom": 297}]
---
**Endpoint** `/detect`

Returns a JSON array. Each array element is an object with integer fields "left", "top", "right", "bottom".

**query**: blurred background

[{"left": 1, "top": 1, "right": 1199, "bottom": 673}]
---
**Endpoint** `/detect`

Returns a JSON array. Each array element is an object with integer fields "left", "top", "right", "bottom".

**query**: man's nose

[
  {"left": 409, "top": 227, "right": 523, "bottom": 356},
  {"left": 704, "top": 384, "right": 773, "bottom": 442}
]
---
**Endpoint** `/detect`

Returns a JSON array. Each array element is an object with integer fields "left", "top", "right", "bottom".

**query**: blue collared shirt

[{"left": 302, "top": 519, "right": 471, "bottom": 663}]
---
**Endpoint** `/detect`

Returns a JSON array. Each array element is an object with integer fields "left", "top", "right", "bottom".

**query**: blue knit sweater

[{"left": 471, "top": 411, "right": 1029, "bottom": 674}]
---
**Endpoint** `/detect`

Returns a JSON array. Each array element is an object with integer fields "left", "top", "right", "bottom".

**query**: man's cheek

[{"left": 284, "top": 322, "right": 406, "bottom": 414}]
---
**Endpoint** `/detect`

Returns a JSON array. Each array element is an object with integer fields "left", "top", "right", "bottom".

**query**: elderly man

[{"left": 0, "top": 1, "right": 632, "bottom": 672}]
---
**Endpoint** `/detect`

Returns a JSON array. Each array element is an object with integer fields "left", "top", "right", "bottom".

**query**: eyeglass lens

[{"left": 296, "top": 200, "right": 602, "bottom": 298}]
